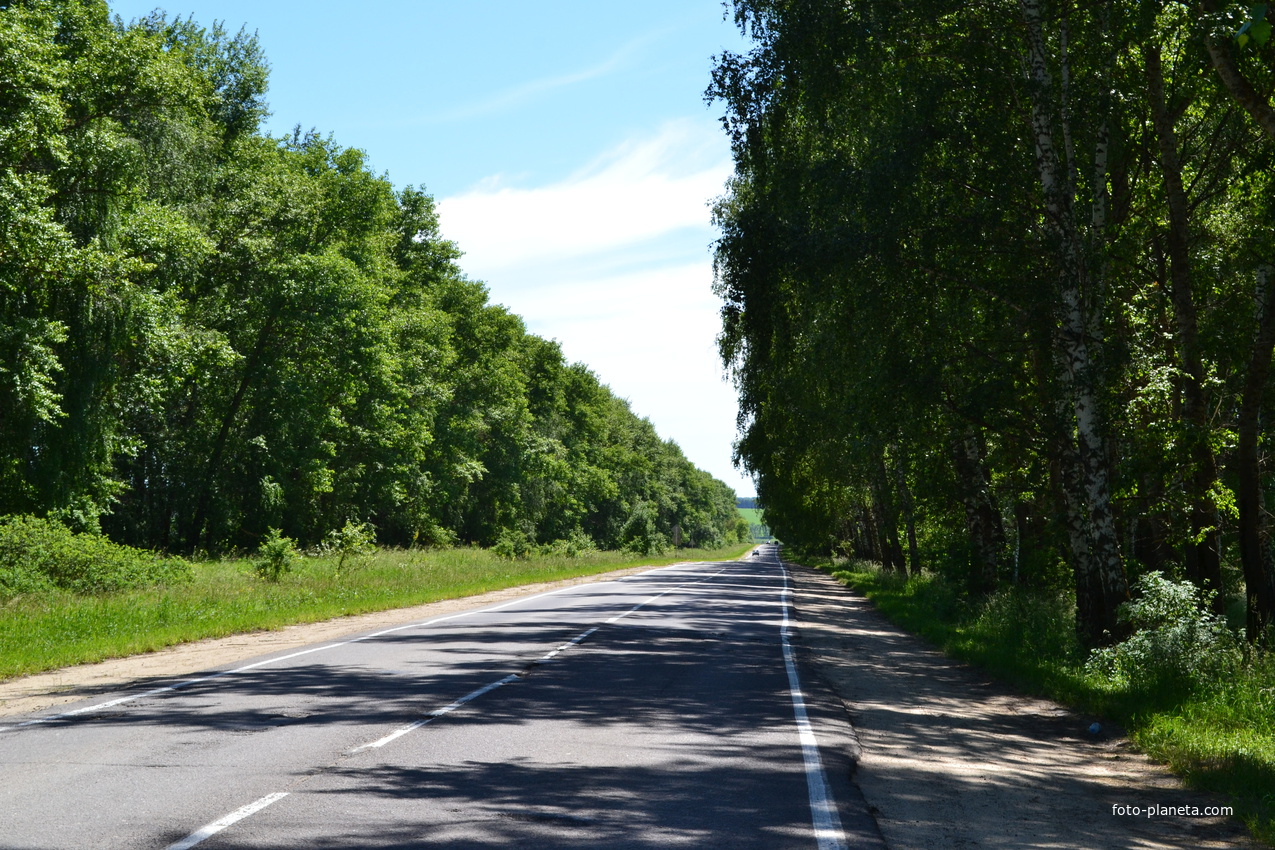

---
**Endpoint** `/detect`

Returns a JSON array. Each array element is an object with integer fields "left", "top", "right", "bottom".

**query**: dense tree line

[
  {"left": 710, "top": 0, "right": 1275, "bottom": 645},
  {"left": 0, "top": 0, "right": 742, "bottom": 556}
]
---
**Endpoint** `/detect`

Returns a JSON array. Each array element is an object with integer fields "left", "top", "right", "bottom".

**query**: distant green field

[{"left": 737, "top": 508, "right": 774, "bottom": 542}]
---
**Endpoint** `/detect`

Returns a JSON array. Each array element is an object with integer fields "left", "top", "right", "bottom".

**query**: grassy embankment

[
  {"left": 0, "top": 542, "right": 752, "bottom": 681},
  {"left": 789, "top": 555, "right": 1275, "bottom": 845}
]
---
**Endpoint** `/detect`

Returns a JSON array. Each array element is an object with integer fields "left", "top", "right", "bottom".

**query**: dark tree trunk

[
  {"left": 1146, "top": 44, "right": 1224, "bottom": 610},
  {"left": 893, "top": 457, "right": 921, "bottom": 575},
  {"left": 873, "top": 450, "right": 906, "bottom": 572},
  {"left": 1199, "top": 0, "right": 1275, "bottom": 140},
  {"left": 952, "top": 429, "right": 1003, "bottom": 593},
  {"left": 187, "top": 308, "right": 279, "bottom": 551},
  {"left": 1237, "top": 264, "right": 1275, "bottom": 642}
]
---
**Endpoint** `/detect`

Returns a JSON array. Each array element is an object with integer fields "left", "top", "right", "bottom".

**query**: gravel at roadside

[
  {"left": 785, "top": 560, "right": 1262, "bottom": 850},
  {"left": 0, "top": 562, "right": 667, "bottom": 719}
]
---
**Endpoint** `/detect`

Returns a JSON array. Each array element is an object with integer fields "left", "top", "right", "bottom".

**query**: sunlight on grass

[
  {"left": 797, "top": 556, "right": 1275, "bottom": 845},
  {"left": 0, "top": 543, "right": 752, "bottom": 680}
]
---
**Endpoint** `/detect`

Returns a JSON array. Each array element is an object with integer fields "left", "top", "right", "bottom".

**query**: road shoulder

[
  {"left": 784, "top": 560, "right": 1261, "bottom": 850},
  {"left": 0, "top": 562, "right": 675, "bottom": 719}
]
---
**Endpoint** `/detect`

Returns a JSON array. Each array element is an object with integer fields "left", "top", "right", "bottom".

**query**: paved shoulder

[{"left": 784, "top": 561, "right": 1259, "bottom": 850}]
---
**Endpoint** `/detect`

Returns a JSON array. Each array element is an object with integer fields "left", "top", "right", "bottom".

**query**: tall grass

[
  {"left": 798, "top": 557, "right": 1275, "bottom": 845},
  {"left": 0, "top": 543, "right": 752, "bottom": 680}
]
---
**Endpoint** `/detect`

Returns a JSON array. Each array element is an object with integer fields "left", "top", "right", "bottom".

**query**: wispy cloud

[
  {"left": 432, "top": 32, "right": 657, "bottom": 123},
  {"left": 437, "top": 118, "right": 732, "bottom": 277}
]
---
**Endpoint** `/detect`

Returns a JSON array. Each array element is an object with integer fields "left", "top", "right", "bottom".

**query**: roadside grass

[
  {"left": 0, "top": 542, "right": 752, "bottom": 681},
  {"left": 789, "top": 555, "right": 1275, "bottom": 846}
]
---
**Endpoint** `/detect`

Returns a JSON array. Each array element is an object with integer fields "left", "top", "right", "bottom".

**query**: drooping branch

[{"left": 1199, "top": 1, "right": 1275, "bottom": 140}]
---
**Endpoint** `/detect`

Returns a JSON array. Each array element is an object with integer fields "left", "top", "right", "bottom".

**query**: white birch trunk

[{"left": 1020, "top": 0, "right": 1128, "bottom": 642}]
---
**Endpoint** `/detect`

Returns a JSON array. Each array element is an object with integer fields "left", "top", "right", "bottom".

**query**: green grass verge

[
  {"left": 789, "top": 555, "right": 1275, "bottom": 846},
  {"left": 0, "top": 542, "right": 753, "bottom": 681}
]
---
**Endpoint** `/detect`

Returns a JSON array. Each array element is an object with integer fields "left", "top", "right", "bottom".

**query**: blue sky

[{"left": 109, "top": 1, "right": 755, "bottom": 496}]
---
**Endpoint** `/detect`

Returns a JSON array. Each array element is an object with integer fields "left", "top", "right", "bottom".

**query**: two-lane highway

[{"left": 0, "top": 547, "right": 884, "bottom": 848}]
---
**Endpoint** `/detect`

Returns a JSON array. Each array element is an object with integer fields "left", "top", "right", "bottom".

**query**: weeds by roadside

[
  {"left": 0, "top": 542, "right": 752, "bottom": 681},
  {"left": 790, "top": 555, "right": 1275, "bottom": 846},
  {"left": 0, "top": 516, "right": 191, "bottom": 596}
]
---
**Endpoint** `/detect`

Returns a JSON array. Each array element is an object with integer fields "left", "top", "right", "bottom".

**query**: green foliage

[
  {"left": 539, "top": 529, "right": 597, "bottom": 558},
  {"left": 821, "top": 558, "right": 1274, "bottom": 844},
  {"left": 1236, "top": 4, "right": 1271, "bottom": 49},
  {"left": 0, "top": 515, "right": 189, "bottom": 598},
  {"left": 252, "top": 527, "right": 298, "bottom": 582},
  {"left": 710, "top": 0, "right": 1275, "bottom": 643},
  {"left": 620, "top": 502, "right": 669, "bottom": 556},
  {"left": 320, "top": 520, "right": 376, "bottom": 578},
  {"left": 0, "top": 1, "right": 740, "bottom": 561},
  {"left": 1087, "top": 573, "right": 1243, "bottom": 695},
  {"left": 492, "top": 529, "right": 533, "bottom": 560}
]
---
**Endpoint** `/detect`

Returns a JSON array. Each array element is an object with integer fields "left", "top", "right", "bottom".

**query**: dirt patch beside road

[
  {"left": 0, "top": 562, "right": 668, "bottom": 719},
  {"left": 3, "top": 553, "right": 1262, "bottom": 847},
  {"left": 785, "top": 560, "right": 1261, "bottom": 850}
]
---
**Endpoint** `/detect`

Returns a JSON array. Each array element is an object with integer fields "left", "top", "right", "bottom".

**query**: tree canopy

[
  {"left": 710, "top": 0, "right": 1275, "bottom": 645},
  {"left": 0, "top": 0, "right": 742, "bottom": 556}
]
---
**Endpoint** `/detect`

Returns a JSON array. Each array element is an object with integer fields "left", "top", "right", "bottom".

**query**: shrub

[
  {"left": 1086, "top": 571, "right": 1242, "bottom": 695},
  {"left": 620, "top": 502, "right": 668, "bottom": 556},
  {"left": 683, "top": 515, "right": 724, "bottom": 549},
  {"left": 493, "top": 528, "right": 532, "bottom": 560},
  {"left": 539, "top": 529, "right": 597, "bottom": 558},
  {"left": 320, "top": 520, "right": 376, "bottom": 578},
  {"left": 0, "top": 514, "right": 191, "bottom": 597},
  {"left": 972, "top": 587, "right": 1080, "bottom": 657},
  {"left": 253, "top": 527, "right": 300, "bottom": 582}
]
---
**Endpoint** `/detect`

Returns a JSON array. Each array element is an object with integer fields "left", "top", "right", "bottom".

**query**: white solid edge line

[
  {"left": 778, "top": 556, "right": 849, "bottom": 850},
  {"left": 164, "top": 791, "right": 289, "bottom": 850},
  {"left": 0, "top": 561, "right": 713, "bottom": 732}
]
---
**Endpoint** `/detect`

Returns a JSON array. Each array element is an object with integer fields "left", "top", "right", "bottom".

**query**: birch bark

[{"left": 1020, "top": 0, "right": 1128, "bottom": 642}]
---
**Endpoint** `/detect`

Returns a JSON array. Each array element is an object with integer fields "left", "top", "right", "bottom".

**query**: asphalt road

[{"left": 0, "top": 546, "right": 884, "bottom": 849}]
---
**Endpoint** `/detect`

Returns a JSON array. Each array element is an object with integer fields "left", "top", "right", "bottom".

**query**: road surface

[{"left": 0, "top": 546, "right": 883, "bottom": 848}]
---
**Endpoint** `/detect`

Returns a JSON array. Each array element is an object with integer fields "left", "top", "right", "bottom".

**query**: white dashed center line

[
  {"left": 164, "top": 791, "right": 289, "bottom": 850},
  {"left": 157, "top": 562, "right": 732, "bottom": 846}
]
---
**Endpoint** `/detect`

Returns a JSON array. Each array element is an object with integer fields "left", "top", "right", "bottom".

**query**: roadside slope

[
  {"left": 0, "top": 561, "right": 700, "bottom": 719},
  {"left": 785, "top": 560, "right": 1260, "bottom": 850}
]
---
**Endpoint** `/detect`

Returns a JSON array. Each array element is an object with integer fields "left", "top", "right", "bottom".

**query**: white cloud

[
  {"left": 507, "top": 262, "right": 750, "bottom": 497},
  {"left": 436, "top": 121, "right": 753, "bottom": 496},
  {"left": 438, "top": 119, "right": 733, "bottom": 275}
]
